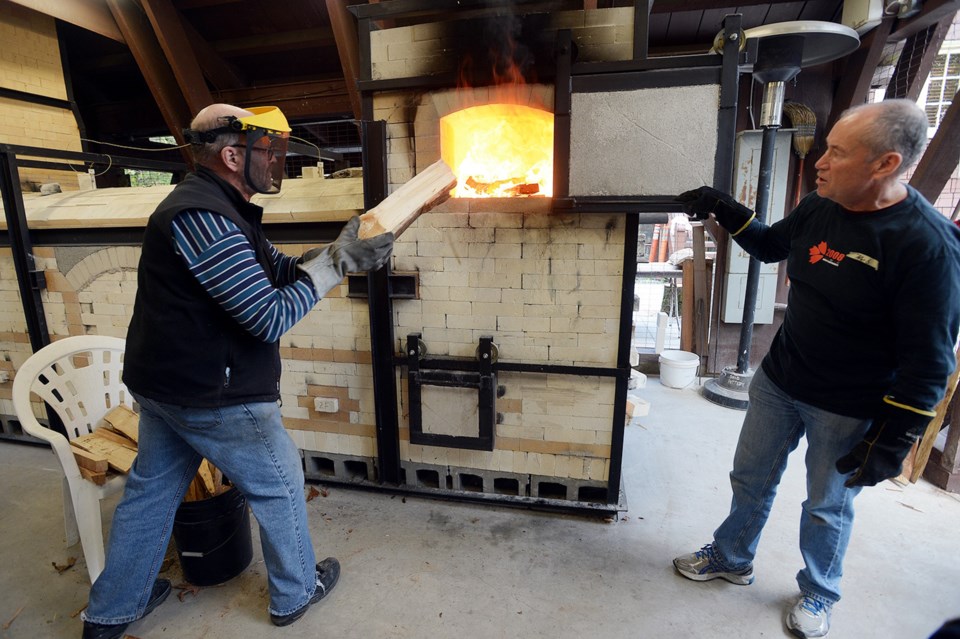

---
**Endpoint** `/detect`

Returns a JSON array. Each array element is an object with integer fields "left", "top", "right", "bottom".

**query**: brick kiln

[{"left": 293, "top": 3, "right": 743, "bottom": 514}]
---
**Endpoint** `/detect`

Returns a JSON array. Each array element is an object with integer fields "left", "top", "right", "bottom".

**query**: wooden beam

[
  {"left": 7, "top": 0, "right": 124, "bottom": 42},
  {"left": 910, "top": 89, "right": 960, "bottom": 204},
  {"left": 106, "top": 0, "right": 193, "bottom": 156},
  {"left": 139, "top": 0, "right": 213, "bottom": 117},
  {"left": 213, "top": 79, "right": 354, "bottom": 119},
  {"left": 326, "top": 0, "right": 363, "bottom": 121},
  {"left": 648, "top": 0, "right": 797, "bottom": 12},
  {"left": 884, "top": 17, "right": 952, "bottom": 101},
  {"left": 888, "top": 0, "right": 960, "bottom": 42},
  {"left": 212, "top": 28, "right": 335, "bottom": 57},
  {"left": 825, "top": 16, "right": 896, "bottom": 133},
  {"left": 182, "top": 14, "right": 247, "bottom": 91}
]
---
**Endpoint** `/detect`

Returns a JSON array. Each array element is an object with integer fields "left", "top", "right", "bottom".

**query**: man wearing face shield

[{"left": 81, "top": 104, "right": 394, "bottom": 639}]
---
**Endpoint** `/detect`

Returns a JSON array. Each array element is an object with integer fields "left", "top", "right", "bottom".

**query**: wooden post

[{"left": 908, "top": 347, "right": 960, "bottom": 483}]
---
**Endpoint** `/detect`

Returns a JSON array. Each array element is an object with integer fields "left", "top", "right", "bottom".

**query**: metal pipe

[
  {"left": 735, "top": 80, "right": 783, "bottom": 374},
  {"left": 759, "top": 81, "right": 785, "bottom": 128}
]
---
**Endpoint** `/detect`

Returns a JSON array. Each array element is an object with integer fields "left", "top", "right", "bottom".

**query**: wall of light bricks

[
  {"left": 393, "top": 202, "right": 623, "bottom": 482},
  {"left": 0, "top": 4, "right": 84, "bottom": 191},
  {"left": 369, "top": 7, "right": 634, "bottom": 82},
  {"left": 0, "top": 240, "right": 383, "bottom": 466}
]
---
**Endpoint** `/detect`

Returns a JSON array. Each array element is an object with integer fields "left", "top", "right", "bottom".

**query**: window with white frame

[{"left": 921, "top": 44, "right": 959, "bottom": 130}]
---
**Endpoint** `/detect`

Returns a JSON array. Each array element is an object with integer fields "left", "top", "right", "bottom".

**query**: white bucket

[{"left": 658, "top": 350, "right": 700, "bottom": 388}]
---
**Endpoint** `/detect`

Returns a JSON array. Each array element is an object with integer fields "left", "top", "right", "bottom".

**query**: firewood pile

[{"left": 70, "top": 406, "right": 228, "bottom": 501}]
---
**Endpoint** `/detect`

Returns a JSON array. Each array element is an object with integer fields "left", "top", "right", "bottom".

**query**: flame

[{"left": 441, "top": 103, "right": 553, "bottom": 198}]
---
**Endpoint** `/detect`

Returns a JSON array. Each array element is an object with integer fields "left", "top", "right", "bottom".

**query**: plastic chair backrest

[{"left": 15, "top": 335, "right": 130, "bottom": 441}]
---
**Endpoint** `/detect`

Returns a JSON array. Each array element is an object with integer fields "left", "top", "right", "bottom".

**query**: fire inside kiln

[{"left": 440, "top": 103, "right": 554, "bottom": 198}]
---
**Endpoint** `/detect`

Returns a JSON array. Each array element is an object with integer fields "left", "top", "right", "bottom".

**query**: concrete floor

[{"left": 2, "top": 378, "right": 959, "bottom": 639}]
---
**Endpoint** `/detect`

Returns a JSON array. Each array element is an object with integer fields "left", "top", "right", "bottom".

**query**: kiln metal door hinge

[{"left": 406, "top": 333, "right": 496, "bottom": 451}]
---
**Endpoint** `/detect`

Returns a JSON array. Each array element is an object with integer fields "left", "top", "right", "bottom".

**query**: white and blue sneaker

[
  {"left": 672, "top": 544, "right": 754, "bottom": 585},
  {"left": 786, "top": 594, "right": 832, "bottom": 638}
]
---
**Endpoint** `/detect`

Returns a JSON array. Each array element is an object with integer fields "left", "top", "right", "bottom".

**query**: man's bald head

[{"left": 188, "top": 103, "right": 252, "bottom": 167}]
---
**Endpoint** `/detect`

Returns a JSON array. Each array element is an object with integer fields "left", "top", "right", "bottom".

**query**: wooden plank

[
  {"left": 92, "top": 427, "right": 138, "bottom": 451},
  {"left": 358, "top": 160, "right": 456, "bottom": 239},
  {"left": 197, "top": 459, "right": 218, "bottom": 496},
  {"left": 681, "top": 259, "right": 694, "bottom": 352},
  {"left": 78, "top": 466, "right": 108, "bottom": 486},
  {"left": 909, "top": 347, "right": 960, "bottom": 482},
  {"left": 104, "top": 406, "right": 139, "bottom": 443},
  {"left": 692, "top": 224, "right": 708, "bottom": 358},
  {"left": 71, "top": 446, "right": 108, "bottom": 473},
  {"left": 71, "top": 433, "right": 137, "bottom": 473}
]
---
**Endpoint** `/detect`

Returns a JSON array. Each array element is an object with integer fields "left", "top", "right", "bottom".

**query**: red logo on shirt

[{"left": 809, "top": 241, "right": 846, "bottom": 266}]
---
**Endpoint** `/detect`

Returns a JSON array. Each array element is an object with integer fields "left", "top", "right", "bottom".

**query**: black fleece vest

[{"left": 123, "top": 167, "right": 281, "bottom": 407}]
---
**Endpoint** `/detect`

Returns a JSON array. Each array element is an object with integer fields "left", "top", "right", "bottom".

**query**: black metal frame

[
  {"left": 348, "top": 0, "right": 743, "bottom": 513},
  {"left": 0, "top": 145, "right": 186, "bottom": 353},
  {"left": 406, "top": 334, "right": 497, "bottom": 451}
]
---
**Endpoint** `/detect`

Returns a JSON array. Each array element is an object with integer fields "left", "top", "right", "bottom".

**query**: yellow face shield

[{"left": 183, "top": 106, "right": 291, "bottom": 194}]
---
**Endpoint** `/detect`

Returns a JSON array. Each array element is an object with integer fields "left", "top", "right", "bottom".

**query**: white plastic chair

[{"left": 12, "top": 335, "right": 131, "bottom": 583}]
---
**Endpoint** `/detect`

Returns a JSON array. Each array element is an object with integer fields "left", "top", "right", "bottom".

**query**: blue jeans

[
  {"left": 711, "top": 368, "right": 870, "bottom": 605},
  {"left": 84, "top": 394, "right": 317, "bottom": 624}
]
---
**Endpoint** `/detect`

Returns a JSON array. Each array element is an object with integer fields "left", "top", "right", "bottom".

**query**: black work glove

[
  {"left": 835, "top": 406, "right": 931, "bottom": 488},
  {"left": 675, "top": 186, "right": 756, "bottom": 236}
]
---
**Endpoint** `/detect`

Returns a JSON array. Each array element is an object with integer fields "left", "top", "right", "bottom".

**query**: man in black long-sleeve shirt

[{"left": 671, "top": 99, "right": 960, "bottom": 638}]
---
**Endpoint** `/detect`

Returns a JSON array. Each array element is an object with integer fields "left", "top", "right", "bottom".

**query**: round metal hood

[{"left": 742, "top": 20, "right": 860, "bottom": 71}]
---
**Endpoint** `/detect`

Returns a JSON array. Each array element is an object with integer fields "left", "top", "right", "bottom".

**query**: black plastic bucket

[{"left": 173, "top": 486, "right": 253, "bottom": 586}]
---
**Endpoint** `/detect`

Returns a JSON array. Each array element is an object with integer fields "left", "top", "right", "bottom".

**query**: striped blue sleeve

[
  {"left": 268, "top": 240, "right": 302, "bottom": 286},
  {"left": 172, "top": 209, "right": 320, "bottom": 343}
]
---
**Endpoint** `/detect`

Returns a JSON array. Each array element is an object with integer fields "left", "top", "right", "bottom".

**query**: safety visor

[{"left": 234, "top": 107, "right": 291, "bottom": 194}]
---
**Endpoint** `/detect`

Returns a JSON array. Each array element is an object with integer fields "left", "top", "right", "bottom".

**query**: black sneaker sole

[{"left": 270, "top": 558, "right": 341, "bottom": 627}]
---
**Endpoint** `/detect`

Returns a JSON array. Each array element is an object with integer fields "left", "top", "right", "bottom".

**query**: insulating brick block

[{"left": 302, "top": 450, "right": 376, "bottom": 484}]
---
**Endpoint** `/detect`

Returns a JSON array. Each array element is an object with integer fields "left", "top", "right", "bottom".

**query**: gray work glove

[
  {"left": 297, "top": 216, "right": 394, "bottom": 298},
  {"left": 675, "top": 186, "right": 756, "bottom": 236}
]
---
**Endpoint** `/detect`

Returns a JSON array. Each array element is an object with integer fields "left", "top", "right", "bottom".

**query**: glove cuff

[
  {"left": 297, "top": 251, "right": 343, "bottom": 298},
  {"left": 879, "top": 397, "right": 935, "bottom": 436}
]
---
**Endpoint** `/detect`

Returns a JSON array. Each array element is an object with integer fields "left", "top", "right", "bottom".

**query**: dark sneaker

[
  {"left": 673, "top": 544, "right": 754, "bottom": 585},
  {"left": 82, "top": 578, "right": 172, "bottom": 639},
  {"left": 270, "top": 557, "right": 341, "bottom": 627},
  {"left": 786, "top": 594, "right": 832, "bottom": 638}
]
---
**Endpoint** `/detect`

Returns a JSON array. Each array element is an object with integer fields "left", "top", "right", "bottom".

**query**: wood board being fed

[{"left": 358, "top": 159, "right": 456, "bottom": 239}]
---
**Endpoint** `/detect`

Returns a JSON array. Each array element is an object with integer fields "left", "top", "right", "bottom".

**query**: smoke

[{"left": 456, "top": 4, "right": 544, "bottom": 87}]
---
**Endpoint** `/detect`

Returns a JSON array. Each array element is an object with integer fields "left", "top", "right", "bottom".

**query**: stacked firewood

[{"left": 70, "top": 406, "right": 228, "bottom": 501}]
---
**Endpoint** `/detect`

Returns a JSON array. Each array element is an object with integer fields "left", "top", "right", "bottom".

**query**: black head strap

[{"left": 182, "top": 116, "right": 245, "bottom": 145}]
